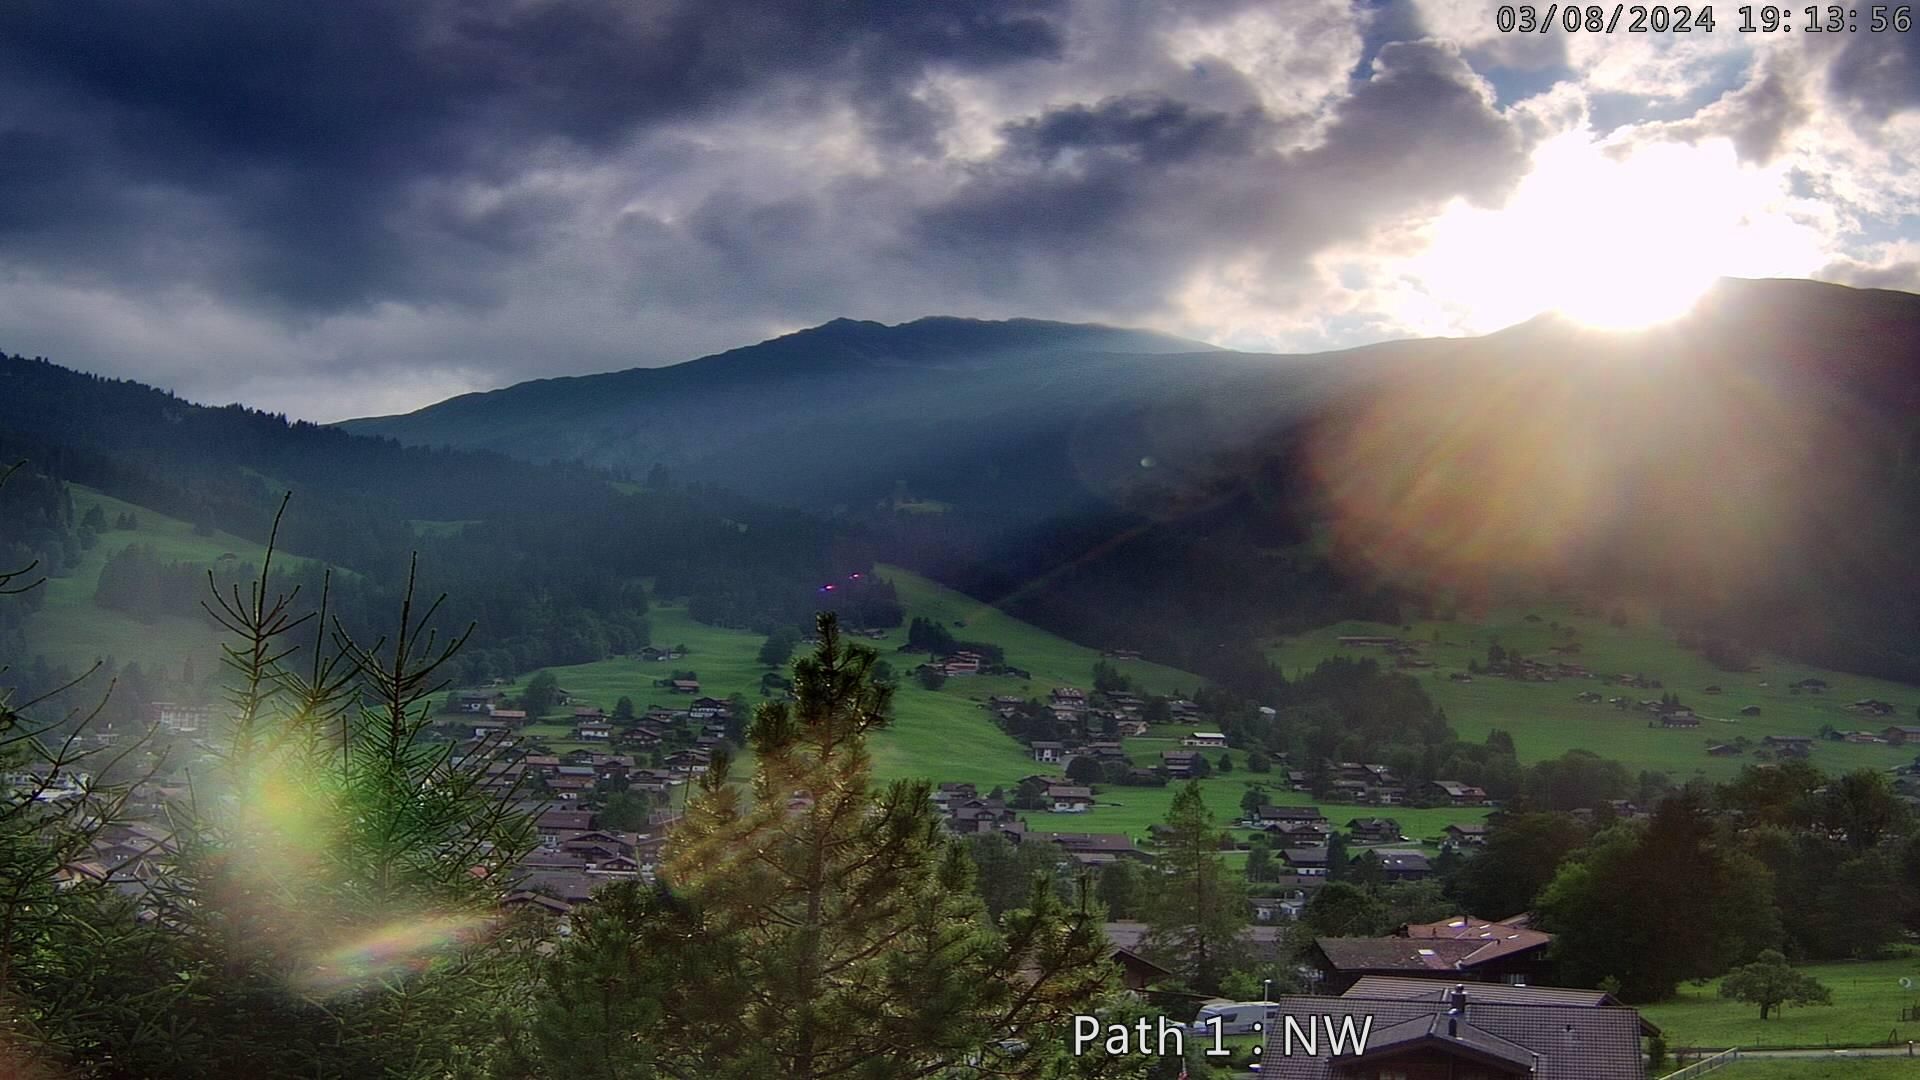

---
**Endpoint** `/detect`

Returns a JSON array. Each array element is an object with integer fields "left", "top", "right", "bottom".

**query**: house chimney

[{"left": 1449, "top": 984, "right": 1468, "bottom": 1016}]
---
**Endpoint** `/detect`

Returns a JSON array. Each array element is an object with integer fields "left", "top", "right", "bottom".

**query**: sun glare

[{"left": 1402, "top": 132, "right": 1824, "bottom": 334}]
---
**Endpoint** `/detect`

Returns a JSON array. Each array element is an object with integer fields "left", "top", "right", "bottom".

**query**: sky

[{"left": 1, "top": 0, "right": 1917, "bottom": 422}]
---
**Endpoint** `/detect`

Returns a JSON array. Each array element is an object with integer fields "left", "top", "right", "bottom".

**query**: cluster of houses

[
  {"left": 990, "top": 685, "right": 1176, "bottom": 740},
  {"left": 500, "top": 805, "right": 673, "bottom": 913},
  {"left": 929, "top": 783, "right": 1153, "bottom": 867},
  {"left": 446, "top": 691, "right": 736, "bottom": 778}
]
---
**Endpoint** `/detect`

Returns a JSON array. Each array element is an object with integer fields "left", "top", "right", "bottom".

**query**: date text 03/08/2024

[
  {"left": 1495, "top": 4, "right": 1914, "bottom": 33},
  {"left": 1072, "top": 1013, "right": 1375, "bottom": 1060}
]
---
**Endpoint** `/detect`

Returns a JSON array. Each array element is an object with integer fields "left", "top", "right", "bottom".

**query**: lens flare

[{"left": 293, "top": 912, "right": 495, "bottom": 996}]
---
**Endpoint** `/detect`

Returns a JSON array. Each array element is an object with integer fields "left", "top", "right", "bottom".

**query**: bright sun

[{"left": 1401, "top": 132, "right": 1825, "bottom": 334}]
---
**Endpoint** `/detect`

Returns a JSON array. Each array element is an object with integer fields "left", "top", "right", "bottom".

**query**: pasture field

[
  {"left": 1268, "top": 602, "right": 1920, "bottom": 782},
  {"left": 494, "top": 576, "right": 1152, "bottom": 789},
  {"left": 23, "top": 485, "right": 282, "bottom": 671},
  {"left": 1641, "top": 949, "right": 1920, "bottom": 1050}
]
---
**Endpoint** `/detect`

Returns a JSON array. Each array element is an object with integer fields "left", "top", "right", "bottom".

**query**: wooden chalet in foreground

[
  {"left": 1311, "top": 915, "right": 1554, "bottom": 993},
  {"left": 1259, "top": 980, "right": 1654, "bottom": 1079}
]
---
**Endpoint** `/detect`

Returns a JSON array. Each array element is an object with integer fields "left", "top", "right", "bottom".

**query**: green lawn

[
  {"left": 22, "top": 485, "right": 285, "bottom": 671},
  {"left": 1641, "top": 950, "right": 1920, "bottom": 1050},
  {"left": 1706, "top": 1058, "right": 1920, "bottom": 1079},
  {"left": 1031, "top": 776, "right": 1487, "bottom": 844},
  {"left": 1268, "top": 602, "right": 1920, "bottom": 781}
]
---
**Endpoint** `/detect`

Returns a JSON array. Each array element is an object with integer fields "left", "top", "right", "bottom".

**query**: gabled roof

[
  {"left": 1259, "top": 995, "right": 1648, "bottom": 1080},
  {"left": 1348, "top": 1011, "right": 1538, "bottom": 1072},
  {"left": 1402, "top": 916, "right": 1554, "bottom": 965},
  {"left": 1343, "top": 976, "right": 1659, "bottom": 1035},
  {"left": 1316, "top": 937, "right": 1482, "bottom": 972}
]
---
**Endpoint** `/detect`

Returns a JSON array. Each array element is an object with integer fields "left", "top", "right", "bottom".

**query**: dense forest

[{"left": 0, "top": 353, "right": 905, "bottom": 692}]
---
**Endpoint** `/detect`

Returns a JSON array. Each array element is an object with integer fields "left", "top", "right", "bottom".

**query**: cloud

[{"left": 0, "top": 1, "right": 1903, "bottom": 419}]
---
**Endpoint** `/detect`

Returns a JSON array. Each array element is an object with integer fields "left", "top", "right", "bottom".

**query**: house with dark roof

[
  {"left": 1311, "top": 915, "right": 1554, "bottom": 992},
  {"left": 1258, "top": 982, "right": 1653, "bottom": 1079},
  {"left": 1345, "top": 817, "right": 1402, "bottom": 844}
]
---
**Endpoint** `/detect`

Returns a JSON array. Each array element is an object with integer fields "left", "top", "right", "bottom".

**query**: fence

[{"left": 1657, "top": 1048, "right": 1739, "bottom": 1080}]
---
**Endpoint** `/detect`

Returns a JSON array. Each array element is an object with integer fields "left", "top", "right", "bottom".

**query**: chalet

[
  {"left": 1167, "top": 699, "right": 1202, "bottom": 720},
  {"left": 470, "top": 719, "right": 514, "bottom": 739},
  {"left": 1028, "top": 831, "right": 1150, "bottom": 866},
  {"left": 546, "top": 775, "right": 594, "bottom": 799},
  {"left": 1086, "top": 741, "right": 1130, "bottom": 762},
  {"left": 1762, "top": 735, "right": 1814, "bottom": 757},
  {"left": 626, "top": 769, "right": 681, "bottom": 794},
  {"left": 1049, "top": 687, "right": 1088, "bottom": 709},
  {"left": 1372, "top": 849, "right": 1431, "bottom": 882},
  {"left": 665, "top": 749, "right": 711, "bottom": 774},
  {"left": 1884, "top": 726, "right": 1920, "bottom": 745},
  {"left": 1424, "top": 780, "right": 1489, "bottom": 806},
  {"left": 487, "top": 708, "right": 530, "bottom": 726},
  {"left": 1045, "top": 785, "right": 1095, "bottom": 813},
  {"left": 585, "top": 855, "right": 644, "bottom": 878},
  {"left": 1114, "top": 719, "right": 1149, "bottom": 737},
  {"left": 618, "top": 728, "right": 662, "bottom": 749},
  {"left": 669, "top": 679, "right": 701, "bottom": 695},
  {"left": 1310, "top": 918, "right": 1553, "bottom": 993},
  {"left": 1183, "top": 732, "right": 1229, "bottom": 749},
  {"left": 1110, "top": 946, "right": 1171, "bottom": 992},
  {"left": 448, "top": 690, "right": 505, "bottom": 714},
  {"left": 1442, "top": 823, "right": 1488, "bottom": 847},
  {"left": 572, "top": 721, "right": 613, "bottom": 741},
  {"left": 571, "top": 706, "right": 606, "bottom": 722},
  {"left": 1345, "top": 818, "right": 1402, "bottom": 844},
  {"left": 934, "top": 782, "right": 979, "bottom": 803},
  {"left": 536, "top": 809, "right": 595, "bottom": 838},
  {"left": 1659, "top": 712, "right": 1701, "bottom": 728},
  {"left": 1264, "top": 982, "right": 1653, "bottom": 1079},
  {"left": 945, "top": 803, "right": 1018, "bottom": 834},
  {"left": 1030, "top": 741, "right": 1065, "bottom": 764},
  {"left": 940, "top": 652, "right": 982, "bottom": 677},
  {"left": 1271, "top": 820, "right": 1333, "bottom": 846},
  {"left": 1161, "top": 750, "right": 1201, "bottom": 778},
  {"left": 1282, "top": 848, "right": 1330, "bottom": 876},
  {"left": 1707, "top": 743, "right": 1743, "bottom": 757},
  {"left": 688, "top": 696, "right": 730, "bottom": 720}
]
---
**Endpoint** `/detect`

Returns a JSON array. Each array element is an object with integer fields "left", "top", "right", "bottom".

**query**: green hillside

[
  {"left": 1268, "top": 601, "right": 1920, "bottom": 782},
  {"left": 498, "top": 566, "right": 1206, "bottom": 789},
  {"left": 23, "top": 485, "right": 278, "bottom": 670}
]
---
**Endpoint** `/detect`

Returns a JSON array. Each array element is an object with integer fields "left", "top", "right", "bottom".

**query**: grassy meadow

[
  {"left": 1268, "top": 602, "right": 1920, "bottom": 783},
  {"left": 23, "top": 485, "right": 281, "bottom": 671},
  {"left": 1641, "top": 949, "right": 1920, "bottom": 1050}
]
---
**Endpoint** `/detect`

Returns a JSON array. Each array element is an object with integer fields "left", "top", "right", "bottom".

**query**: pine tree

[
  {"left": 519, "top": 613, "right": 1121, "bottom": 1078},
  {"left": 1145, "top": 781, "right": 1245, "bottom": 994},
  {"left": 130, "top": 505, "right": 542, "bottom": 1076}
]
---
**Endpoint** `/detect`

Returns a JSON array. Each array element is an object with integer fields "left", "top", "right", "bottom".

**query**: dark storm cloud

[
  {"left": 0, "top": 0, "right": 1066, "bottom": 312},
  {"left": 910, "top": 40, "right": 1524, "bottom": 310},
  {"left": 1824, "top": 31, "right": 1920, "bottom": 120}
]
